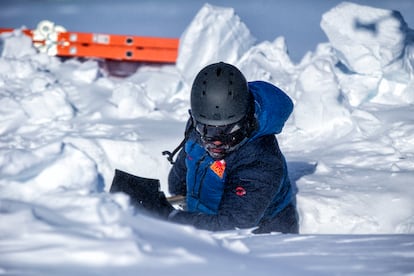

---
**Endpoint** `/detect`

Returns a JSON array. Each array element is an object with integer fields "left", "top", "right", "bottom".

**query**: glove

[
  {"left": 110, "top": 169, "right": 174, "bottom": 219},
  {"left": 154, "top": 191, "right": 174, "bottom": 219}
]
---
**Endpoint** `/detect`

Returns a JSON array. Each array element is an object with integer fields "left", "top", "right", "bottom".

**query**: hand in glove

[{"left": 154, "top": 191, "right": 174, "bottom": 219}]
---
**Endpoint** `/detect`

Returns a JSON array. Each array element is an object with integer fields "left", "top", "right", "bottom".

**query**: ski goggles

[{"left": 194, "top": 120, "right": 247, "bottom": 147}]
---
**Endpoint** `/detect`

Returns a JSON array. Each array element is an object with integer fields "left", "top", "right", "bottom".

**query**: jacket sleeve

[
  {"left": 168, "top": 148, "right": 187, "bottom": 196},
  {"left": 168, "top": 135, "right": 284, "bottom": 231}
]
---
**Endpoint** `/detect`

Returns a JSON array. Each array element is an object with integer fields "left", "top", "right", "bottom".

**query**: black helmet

[{"left": 191, "top": 62, "right": 251, "bottom": 126}]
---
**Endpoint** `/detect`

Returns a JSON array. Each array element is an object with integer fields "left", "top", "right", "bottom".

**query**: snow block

[
  {"left": 321, "top": 2, "right": 414, "bottom": 105},
  {"left": 0, "top": 29, "right": 37, "bottom": 58},
  {"left": 176, "top": 4, "right": 255, "bottom": 83},
  {"left": 110, "top": 81, "right": 156, "bottom": 119},
  {"left": 294, "top": 53, "right": 353, "bottom": 136},
  {"left": 237, "top": 37, "right": 296, "bottom": 92},
  {"left": 321, "top": 2, "right": 409, "bottom": 74},
  {"left": 20, "top": 88, "right": 75, "bottom": 123}
]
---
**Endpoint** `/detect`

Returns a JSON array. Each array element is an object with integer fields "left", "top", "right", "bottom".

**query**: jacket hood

[{"left": 248, "top": 81, "right": 293, "bottom": 139}]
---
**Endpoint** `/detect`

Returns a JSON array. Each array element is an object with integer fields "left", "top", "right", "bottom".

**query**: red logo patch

[{"left": 235, "top": 186, "right": 246, "bottom": 196}]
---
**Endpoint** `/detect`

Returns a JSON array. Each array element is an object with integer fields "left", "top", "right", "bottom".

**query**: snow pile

[
  {"left": 321, "top": 1, "right": 414, "bottom": 106},
  {"left": 0, "top": 2, "right": 414, "bottom": 275}
]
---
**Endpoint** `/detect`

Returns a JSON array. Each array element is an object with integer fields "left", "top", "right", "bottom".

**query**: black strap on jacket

[{"left": 162, "top": 113, "right": 193, "bottom": 165}]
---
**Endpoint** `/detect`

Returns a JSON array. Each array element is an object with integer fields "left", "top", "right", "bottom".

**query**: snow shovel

[{"left": 110, "top": 169, "right": 185, "bottom": 212}]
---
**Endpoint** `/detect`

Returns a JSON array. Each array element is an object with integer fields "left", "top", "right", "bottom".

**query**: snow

[{"left": 1, "top": 1, "right": 414, "bottom": 275}]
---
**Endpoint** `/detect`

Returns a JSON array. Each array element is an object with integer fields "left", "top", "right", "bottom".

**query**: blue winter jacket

[{"left": 168, "top": 81, "right": 298, "bottom": 233}]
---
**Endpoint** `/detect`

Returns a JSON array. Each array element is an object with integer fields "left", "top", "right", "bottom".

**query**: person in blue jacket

[{"left": 164, "top": 62, "right": 298, "bottom": 234}]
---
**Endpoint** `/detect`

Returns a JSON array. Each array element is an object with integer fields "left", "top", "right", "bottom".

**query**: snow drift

[{"left": 0, "top": 1, "right": 414, "bottom": 275}]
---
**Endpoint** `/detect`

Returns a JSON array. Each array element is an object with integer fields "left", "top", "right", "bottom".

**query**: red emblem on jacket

[{"left": 235, "top": 186, "right": 246, "bottom": 196}]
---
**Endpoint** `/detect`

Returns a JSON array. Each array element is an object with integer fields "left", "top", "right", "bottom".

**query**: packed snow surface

[{"left": 0, "top": 2, "right": 414, "bottom": 275}]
